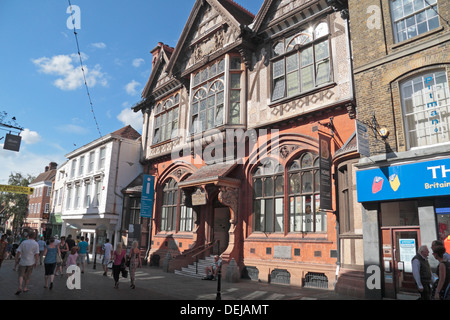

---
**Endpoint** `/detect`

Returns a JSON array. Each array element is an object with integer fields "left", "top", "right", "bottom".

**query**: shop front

[{"left": 356, "top": 156, "right": 450, "bottom": 299}]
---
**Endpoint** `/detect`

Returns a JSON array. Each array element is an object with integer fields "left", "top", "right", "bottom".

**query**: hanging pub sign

[
  {"left": 319, "top": 133, "right": 332, "bottom": 210},
  {"left": 3, "top": 133, "right": 22, "bottom": 152},
  {"left": 140, "top": 174, "right": 155, "bottom": 218}
]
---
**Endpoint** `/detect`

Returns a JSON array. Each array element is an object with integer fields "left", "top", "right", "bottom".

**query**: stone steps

[{"left": 174, "top": 255, "right": 215, "bottom": 279}]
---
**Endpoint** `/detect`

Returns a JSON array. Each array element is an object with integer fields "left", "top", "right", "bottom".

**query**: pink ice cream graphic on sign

[{"left": 372, "top": 176, "right": 384, "bottom": 194}]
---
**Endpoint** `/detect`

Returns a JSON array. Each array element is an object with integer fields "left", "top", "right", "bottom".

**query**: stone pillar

[{"left": 362, "top": 202, "right": 382, "bottom": 300}]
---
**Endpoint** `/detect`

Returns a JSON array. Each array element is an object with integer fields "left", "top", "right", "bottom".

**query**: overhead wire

[{"left": 67, "top": 0, "right": 102, "bottom": 138}]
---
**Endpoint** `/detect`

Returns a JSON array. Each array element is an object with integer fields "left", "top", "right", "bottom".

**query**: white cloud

[
  {"left": 32, "top": 54, "right": 108, "bottom": 91},
  {"left": 132, "top": 58, "right": 145, "bottom": 67},
  {"left": 0, "top": 146, "right": 66, "bottom": 184},
  {"left": 117, "top": 107, "right": 142, "bottom": 131},
  {"left": 21, "top": 128, "right": 41, "bottom": 144},
  {"left": 91, "top": 42, "right": 106, "bottom": 49},
  {"left": 125, "top": 80, "right": 141, "bottom": 96}
]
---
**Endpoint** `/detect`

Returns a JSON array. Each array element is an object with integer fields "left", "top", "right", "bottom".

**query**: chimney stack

[
  {"left": 49, "top": 162, "right": 57, "bottom": 170},
  {"left": 150, "top": 42, "right": 164, "bottom": 68}
]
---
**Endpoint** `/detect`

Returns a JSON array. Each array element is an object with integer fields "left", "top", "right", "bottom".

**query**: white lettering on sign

[{"left": 427, "top": 165, "right": 450, "bottom": 179}]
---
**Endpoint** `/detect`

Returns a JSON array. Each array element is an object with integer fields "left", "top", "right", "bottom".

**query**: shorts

[
  {"left": 78, "top": 253, "right": 86, "bottom": 264},
  {"left": 44, "top": 263, "right": 56, "bottom": 276},
  {"left": 18, "top": 265, "right": 34, "bottom": 278},
  {"left": 102, "top": 256, "right": 111, "bottom": 265}
]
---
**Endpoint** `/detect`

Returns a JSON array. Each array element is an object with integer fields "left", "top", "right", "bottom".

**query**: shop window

[
  {"left": 390, "top": 0, "right": 439, "bottom": 43},
  {"left": 400, "top": 70, "right": 450, "bottom": 149},
  {"left": 380, "top": 201, "right": 419, "bottom": 226},
  {"left": 435, "top": 198, "right": 450, "bottom": 250},
  {"left": 271, "top": 21, "right": 331, "bottom": 102}
]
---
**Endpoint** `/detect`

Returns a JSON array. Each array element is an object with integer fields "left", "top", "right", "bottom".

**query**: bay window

[{"left": 271, "top": 21, "right": 331, "bottom": 102}]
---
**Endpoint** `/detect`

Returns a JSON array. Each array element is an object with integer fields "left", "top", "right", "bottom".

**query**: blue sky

[{"left": 0, "top": 0, "right": 263, "bottom": 183}]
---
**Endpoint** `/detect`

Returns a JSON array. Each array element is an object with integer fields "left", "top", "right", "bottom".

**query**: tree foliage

[{"left": 0, "top": 172, "right": 35, "bottom": 230}]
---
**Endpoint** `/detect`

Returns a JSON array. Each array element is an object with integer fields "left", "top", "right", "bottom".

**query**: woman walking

[
  {"left": 43, "top": 237, "right": 60, "bottom": 290},
  {"left": 112, "top": 242, "right": 126, "bottom": 289},
  {"left": 57, "top": 236, "right": 69, "bottom": 276},
  {"left": 128, "top": 241, "right": 142, "bottom": 289}
]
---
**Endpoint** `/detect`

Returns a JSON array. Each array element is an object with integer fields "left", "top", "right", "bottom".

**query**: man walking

[
  {"left": 412, "top": 245, "right": 433, "bottom": 300},
  {"left": 15, "top": 231, "right": 40, "bottom": 295},
  {"left": 77, "top": 236, "right": 89, "bottom": 273},
  {"left": 102, "top": 239, "right": 112, "bottom": 276}
]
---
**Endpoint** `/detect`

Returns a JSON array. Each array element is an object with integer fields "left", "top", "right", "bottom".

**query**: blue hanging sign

[
  {"left": 140, "top": 174, "right": 155, "bottom": 218},
  {"left": 356, "top": 157, "right": 450, "bottom": 202}
]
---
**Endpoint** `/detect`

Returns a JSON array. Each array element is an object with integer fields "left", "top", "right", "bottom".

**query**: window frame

[
  {"left": 152, "top": 93, "right": 180, "bottom": 145},
  {"left": 399, "top": 69, "right": 450, "bottom": 149},
  {"left": 189, "top": 55, "right": 243, "bottom": 135},
  {"left": 390, "top": 0, "right": 440, "bottom": 43},
  {"left": 270, "top": 20, "right": 332, "bottom": 102},
  {"left": 251, "top": 152, "right": 325, "bottom": 235},
  {"left": 252, "top": 159, "right": 285, "bottom": 233}
]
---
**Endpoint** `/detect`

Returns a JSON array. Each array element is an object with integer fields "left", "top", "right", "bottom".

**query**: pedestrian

[
  {"left": 432, "top": 245, "right": 450, "bottom": 300},
  {"left": 112, "top": 242, "right": 126, "bottom": 289},
  {"left": 77, "top": 236, "right": 89, "bottom": 273},
  {"left": 14, "top": 231, "right": 40, "bottom": 295},
  {"left": 66, "top": 234, "right": 76, "bottom": 252},
  {"left": 66, "top": 246, "right": 78, "bottom": 271},
  {"left": 203, "top": 255, "right": 222, "bottom": 280},
  {"left": 432, "top": 240, "right": 450, "bottom": 261},
  {"left": 102, "top": 239, "right": 113, "bottom": 276},
  {"left": 57, "top": 236, "right": 69, "bottom": 276},
  {"left": 411, "top": 245, "right": 432, "bottom": 300},
  {"left": 37, "top": 236, "right": 46, "bottom": 265},
  {"left": 128, "top": 241, "right": 142, "bottom": 289},
  {"left": 43, "top": 237, "right": 60, "bottom": 290},
  {"left": 85, "top": 236, "right": 90, "bottom": 264},
  {"left": 0, "top": 234, "right": 8, "bottom": 268}
]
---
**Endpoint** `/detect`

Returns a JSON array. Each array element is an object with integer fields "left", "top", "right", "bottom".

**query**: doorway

[{"left": 212, "top": 198, "right": 230, "bottom": 255}]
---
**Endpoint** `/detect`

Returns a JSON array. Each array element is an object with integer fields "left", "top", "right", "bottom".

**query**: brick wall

[{"left": 349, "top": 0, "right": 450, "bottom": 155}]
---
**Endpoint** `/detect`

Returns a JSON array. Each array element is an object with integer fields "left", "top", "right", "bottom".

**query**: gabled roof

[
  {"left": 166, "top": 0, "right": 256, "bottom": 76},
  {"left": 30, "top": 168, "right": 57, "bottom": 185},
  {"left": 141, "top": 43, "right": 175, "bottom": 100},
  {"left": 111, "top": 125, "right": 141, "bottom": 140}
]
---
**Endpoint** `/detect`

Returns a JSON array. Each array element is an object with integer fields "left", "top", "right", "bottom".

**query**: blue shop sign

[
  {"left": 140, "top": 174, "right": 155, "bottom": 218},
  {"left": 356, "top": 157, "right": 450, "bottom": 202}
]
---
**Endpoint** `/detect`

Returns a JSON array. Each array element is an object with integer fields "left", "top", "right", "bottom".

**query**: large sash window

[{"left": 400, "top": 70, "right": 450, "bottom": 148}]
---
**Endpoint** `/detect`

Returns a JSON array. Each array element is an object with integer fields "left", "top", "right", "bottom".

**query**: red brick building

[
  {"left": 25, "top": 162, "right": 57, "bottom": 237},
  {"left": 132, "top": 0, "right": 360, "bottom": 289}
]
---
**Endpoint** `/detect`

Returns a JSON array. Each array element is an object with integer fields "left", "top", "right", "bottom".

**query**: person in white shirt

[
  {"left": 15, "top": 232, "right": 40, "bottom": 295},
  {"left": 102, "top": 239, "right": 113, "bottom": 276}
]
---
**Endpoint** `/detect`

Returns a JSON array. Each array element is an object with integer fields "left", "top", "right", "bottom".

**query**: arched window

[
  {"left": 288, "top": 152, "right": 325, "bottom": 232},
  {"left": 400, "top": 69, "right": 450, "bottom": 148},
  {"left": 161, "top": 178, "right": 178, "bottom": 231},
  {"left": 252, "top": 159, "right": 284, "bottom": 232},
  {"left": 153, "top": 93, "right": 180, "bottom": 145}
]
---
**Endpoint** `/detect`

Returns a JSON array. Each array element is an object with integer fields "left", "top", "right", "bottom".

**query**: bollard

[{"left": 216, "top": 266, "right": 222, "bottom": 300}]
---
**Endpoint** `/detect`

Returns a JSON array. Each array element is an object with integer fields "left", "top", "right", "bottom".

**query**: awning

[
  {"left": 178, "top": 162, "right": 240, "bottom": 188},
  {"left": 50, "top": 214, "right": 63, "bottom": 225}
]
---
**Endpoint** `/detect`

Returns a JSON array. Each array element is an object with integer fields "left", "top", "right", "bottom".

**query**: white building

[{"left": 58, "top": 125, "right": 142, "bottom": 251}]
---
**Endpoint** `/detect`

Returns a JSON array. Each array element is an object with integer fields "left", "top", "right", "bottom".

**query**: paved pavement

[{"left": 0, "top": 258, "right": 357, "bottom": 301}]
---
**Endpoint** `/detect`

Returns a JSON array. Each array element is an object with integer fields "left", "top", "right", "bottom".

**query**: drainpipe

[{"left": 113, "top": 139, "right": 123, "bottom": 245}]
